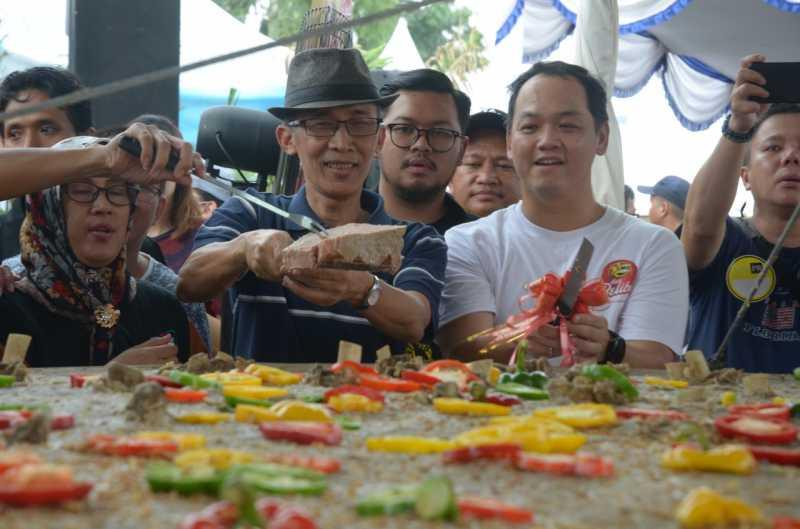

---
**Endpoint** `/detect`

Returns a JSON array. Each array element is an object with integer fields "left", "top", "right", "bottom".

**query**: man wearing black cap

[
  {"left": 637, "top": 175, "right": 690, "bottom": 233},
  {"left": 450, "top": 110, "right": 520, "bottom": 217},
  {"left": 178, "top": 48, "right": 447, "bottom": 363},
  {"left": 377, "top": 69, "right": 475, "bottom": 234}
]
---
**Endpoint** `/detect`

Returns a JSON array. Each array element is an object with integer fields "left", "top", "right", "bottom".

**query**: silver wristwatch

[{"left": 356, "top": 274, "right": 382, "bottom": 310}]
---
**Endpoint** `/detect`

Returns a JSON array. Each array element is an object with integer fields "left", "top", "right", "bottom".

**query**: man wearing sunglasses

[
  {"left": 377, "top": 69, "right": 476, "bottom": 235},
  {"left": 179, "top": 48, "right": 447, "bottom": 363}
]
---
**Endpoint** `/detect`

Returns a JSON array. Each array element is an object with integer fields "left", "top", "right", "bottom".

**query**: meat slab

[{"left": 281, "top": 223, "right": 406, "bottom": 274}]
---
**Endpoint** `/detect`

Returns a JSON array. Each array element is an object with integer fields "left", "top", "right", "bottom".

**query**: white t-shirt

[{"left": 440, "top": 203, "right": 689, "bottom": 355}]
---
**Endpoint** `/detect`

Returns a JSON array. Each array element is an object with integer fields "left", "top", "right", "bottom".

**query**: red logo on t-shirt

[{"left": 602, "top": 260, "right": 637, "bottom": 298}]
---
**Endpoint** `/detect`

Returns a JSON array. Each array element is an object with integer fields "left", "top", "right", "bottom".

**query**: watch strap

[
  {"left": 601, "top": 330, "right": 626, "bottom": 364},
  {"left": 355, "top": 274, "right": 379, "bottom": 311}
]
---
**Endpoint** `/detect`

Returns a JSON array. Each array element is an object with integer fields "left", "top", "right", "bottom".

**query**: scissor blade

[
  {"left": 194, "top": 175, "right": 328, "bottom": 237},
  {"left": 557, "top": 238, "right": 594, "bottom": 316}
]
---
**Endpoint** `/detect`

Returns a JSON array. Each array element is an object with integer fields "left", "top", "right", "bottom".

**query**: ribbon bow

[{"left": 470, "top": 272, "right": 608, "bottom": 367}]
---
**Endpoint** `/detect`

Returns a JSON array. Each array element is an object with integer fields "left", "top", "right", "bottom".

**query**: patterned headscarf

[{"left": 15, "top": 137, "right": 137, "bottom": 364}]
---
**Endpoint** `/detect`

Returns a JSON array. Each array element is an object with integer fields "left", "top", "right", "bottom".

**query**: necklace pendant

[{"left": 94, "top": 304, "right": 120, "bottom": 329}]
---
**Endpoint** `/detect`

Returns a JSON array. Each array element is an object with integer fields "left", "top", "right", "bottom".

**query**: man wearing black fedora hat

[{"left": 178, "top": 48, "right": 447, "bottom": 363}]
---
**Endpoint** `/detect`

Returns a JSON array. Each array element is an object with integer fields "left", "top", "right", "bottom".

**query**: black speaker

[
  {"left": 196, "top": 106, "right": 282, "bottom": 176},
  {"left": 68, "top": 0, "right": 179, "bottom": 129}
]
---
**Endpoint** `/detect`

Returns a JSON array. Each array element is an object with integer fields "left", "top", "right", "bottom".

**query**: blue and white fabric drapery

[{"left": 498, "top": 0, "right": 800, "bottom": 131}]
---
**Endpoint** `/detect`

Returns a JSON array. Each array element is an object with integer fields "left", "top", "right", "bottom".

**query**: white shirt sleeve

[
  {"left": 616, "top": 229, "right": 689, "bottom": 355},
  {"left": 439, "top": 226, "right": 497, "bottom": 327}
]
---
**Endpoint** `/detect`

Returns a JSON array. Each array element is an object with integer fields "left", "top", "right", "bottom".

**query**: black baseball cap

[{"left": 637, "top": 175, "right": 690, "bottom": 210}]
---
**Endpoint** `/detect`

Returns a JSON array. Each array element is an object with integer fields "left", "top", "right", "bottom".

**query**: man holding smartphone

[{"left": 682, "top": 54, "right": 800, "bottom": 373}]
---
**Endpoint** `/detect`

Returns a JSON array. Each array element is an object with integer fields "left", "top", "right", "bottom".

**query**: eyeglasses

[
  {"left": 65, "top": 182, "right": 139, "bottom": 207},
  {"left": 135, "top": 185, "right": 163, "bottom": 204},
  {"left": 287, "top": 117, "right": 381, "bottom": 137},
  {"left": 386, "top": 123, "right": 462, "bottom": 153}
]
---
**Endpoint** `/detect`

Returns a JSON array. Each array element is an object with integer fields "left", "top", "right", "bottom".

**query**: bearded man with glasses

[
  {"left": 179, "top": 49, "right": 447, "bottom": 363},
  {"left": 377, "top": 69, "right": 476, "bottom": 235}
]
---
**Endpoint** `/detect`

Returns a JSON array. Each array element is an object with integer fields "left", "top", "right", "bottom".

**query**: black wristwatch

[
  {"left": 601, "top": 330, "right": 626, "bottom": 364},
  {"left": 721, "top": 113, "right": 754, "bottom": 144}
]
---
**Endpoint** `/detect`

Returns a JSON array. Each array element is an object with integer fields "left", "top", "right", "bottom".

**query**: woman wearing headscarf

[{"left": 0, "top": 136, "right": 190, "bottom": 367}]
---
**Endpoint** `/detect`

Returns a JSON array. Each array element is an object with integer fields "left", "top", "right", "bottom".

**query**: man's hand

[
  {"left": 567, "top": 313, "right": 610, "bottom": 363},
  {"left": 282, "top": 268, "right": 373, "bottom": 308},
  {"left": 526, "top": 313, "right": 610, "bottom": 363},
  {"left": 729, "top": 54, "right": 770, "bottom": 134},
  {"left": 112, "top": 335, "right": 178, "bottom": 365},
  {"left": 104, "top": 122, "right": 205, "bottom": 186},
  {"left": 0, "top": 265, "right": 19, "bottom": 296},
  {"left": 244, "top": 229, "right": 294, "bottom": 282}
]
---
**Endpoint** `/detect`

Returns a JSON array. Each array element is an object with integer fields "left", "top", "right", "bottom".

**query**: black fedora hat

[{"left": 268, "top": 48, "right": 398, "bottom": 120}]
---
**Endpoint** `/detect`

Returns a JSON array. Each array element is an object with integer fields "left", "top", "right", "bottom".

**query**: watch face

[{"left": 367, "top": 280, "right": 381, "bottom": 306}]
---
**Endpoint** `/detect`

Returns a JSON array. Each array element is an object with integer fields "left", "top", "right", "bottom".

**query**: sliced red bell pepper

[
  {"left": 0, "top": 411, "right": 29, "bottom": 430},
  {"left": 715, "top": 414, "right": 798, "bottom": 445},
  {"left": 747, "top": 445, "right": 800, "bottom": 467},
  {"left": 729, "top": 403, "right": 791, "bottom": 422},
  {"left": 482, "top": 393, "right": 522, "bottom": 407},
  {"left": 50, "top": 414, "right": 75, "bottom": 431},
  {"left": 84, "top": 434, "right": 179, "bottom": 457},
  {"left": 616, "top": 407, "right": 689, "bottom": 421},
  {"left": 262, "top": 454, "right": 341, "bottom": 474},
  {"left": 69, "top": 374, "right": 87, "bottom": 388},
  {"left": 179, "top": 501, "right": 239, "bottom": 529},
  {"left": 330, "top": 361, "right": 378, "bottom": 377},
  {"left": 259, "top": 421, "right": 343, "bottom": 446},
  {"left": 146, "top": 374, "right": 184, "bottom": 389},
  {"left": 359, "top": 375, "right": 421, "bottom": 393},
  {"left": 257, "top": 499, "right": 318, "bottom": 529},
  {"left": 420, "top": 360, "right": 479, "bottom": 387},
  {"left": 0, "top": 465, "right": 93, "bottom": 506},
  {"left": 442, "top": 443, "right": 521, "bottom": 464},
  {"left": 165, "top": 387, "right": 208, "bottom": 404},
  {"left": 323, "top": 385, "right": 384, "bottom": 403},
  {"left": 400, "top": 370, "right": 441, "bottom": 386},
  {"left": 458, "top": 496, "right": 534, "bottom": 524},
  {"left": 514, "top": 453, "right": 614, "bottom": 478},
  {"left": 774, "top": 517, "right": 800, "bottom": 529},
  {"left": 0, "top": 451, "right": 42, "bottom": 474}
]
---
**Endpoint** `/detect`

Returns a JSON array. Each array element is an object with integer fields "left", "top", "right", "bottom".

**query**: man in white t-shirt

[{"left": 437, "top": 61, "right": 688, "bottom": 368}]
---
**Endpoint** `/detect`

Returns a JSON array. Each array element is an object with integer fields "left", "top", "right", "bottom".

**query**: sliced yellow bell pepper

[
  {"left": 675, "top": 487, "right": 763, "bottom": 529},
  {"left": 457, "top": 417, "right": 586, "bottom": 454},
  {"left": 488, "top": 366, "right": 501, "bottom": 386},
  {"left": 644, "top": 376, "right": 689, "bottom": 389},
  {"left": 662, "top": 444, "right": 756, "bottom": 475},
  {"left": 199, "top": 371, "right": 262, "bottom": 386},
  {"left": 366, "top": 436, "right": 456, "bottom": 454},
  {"left": 175, "top": 412, "right": 232, "bottom": 424},
  {"left": 533, "top": 403, "right": 617, "bottom": 428},
  {"left": 772, "top": 396, "right": 787, "bottom": 405},
  {"left": 222, "top": 385, "right": 288, "bottom": 400},
  {"left": 245, "top": 364, "right": 303, "bottom": 386},
  {"left": 174, "top": 448, "right": 255, "bottom": 470},
  {"left": 269, "top": 400, "right": 332, "bottom": 422},
  {"left": 328, "top": 394, "right": 383, "bottom": 413},
  {"left": 234, "top": 404, "right": 280, "bottom": 423},
  {"left": 134, "top": 431, "right": 206, "bottom": 450},
  {"left": 433, "top": 398, "right": 511, "bottom": 417},
  {"left": 720, "top": 391, "right": 737, "bottom": 406}
]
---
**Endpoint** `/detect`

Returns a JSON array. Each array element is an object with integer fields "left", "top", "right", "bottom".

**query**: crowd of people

[{"left": 0, "top": 47, "right": 797, "bottom": 374}]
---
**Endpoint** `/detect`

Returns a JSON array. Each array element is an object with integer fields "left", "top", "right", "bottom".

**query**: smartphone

[{"left": 749, "top": 62, "right": 800, "bottom": 104}]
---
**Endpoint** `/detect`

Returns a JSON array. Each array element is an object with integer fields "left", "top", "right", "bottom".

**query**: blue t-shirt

[
  {"left": 687, "top": 217, "right": 800, "bottom": 373},
  {"left": 193, "top": 186, "right": 447, "bottom": 363}
]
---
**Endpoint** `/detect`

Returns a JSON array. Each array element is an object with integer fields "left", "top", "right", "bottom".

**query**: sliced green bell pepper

[
  {"left": 794, "top": 367, "right": 800, "bottom": 382},
  {"left": 223, "top": 395, "right": 274, "bottom": 409},
  {"left": 415, "top": 475, "right": 458, "bottom": 521},
  {"left": 300, "top": 393, "right": 326, "bottom": 404},
  {"left": 168, "top": 369, "right": 219, "bottom": 390},
  {"left": 356, "top": 484, "right": 420, "bottom": 516},
  {"left": 498, "top": 371, "right": 548, "bottom": 388},
  {"left": 0, "top": 375, "right": 15, "bottom": 388},
  {"left": 494, "top": 382, "right": 549, "bottom": 400},
  {"left": 235, "top": 464, "right": 327, "bottom": 496},
  {"left": 145, "top": 462, "right": 224, "bottom": 496},
  {"left": 335, "top": 415, "right": 361, "bottom": 430},
  {"left": 580, "top": 364, "right": 639, "bottom": 400}
]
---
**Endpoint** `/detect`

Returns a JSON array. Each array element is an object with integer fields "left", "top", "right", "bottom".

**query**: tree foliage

[{"left": 213, "top": 0, "right": 486, "bottom": 79}]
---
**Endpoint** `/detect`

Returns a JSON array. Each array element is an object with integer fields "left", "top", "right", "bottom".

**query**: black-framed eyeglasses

[
  {"left": 386, "top": 123, "right": 462, "bottom": 153},
  {"left": 287, "top": 117, "right": 381, "bottom": 137},
  {"left": 64, "top": 182, "right": 139, "bottom": 207}
]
